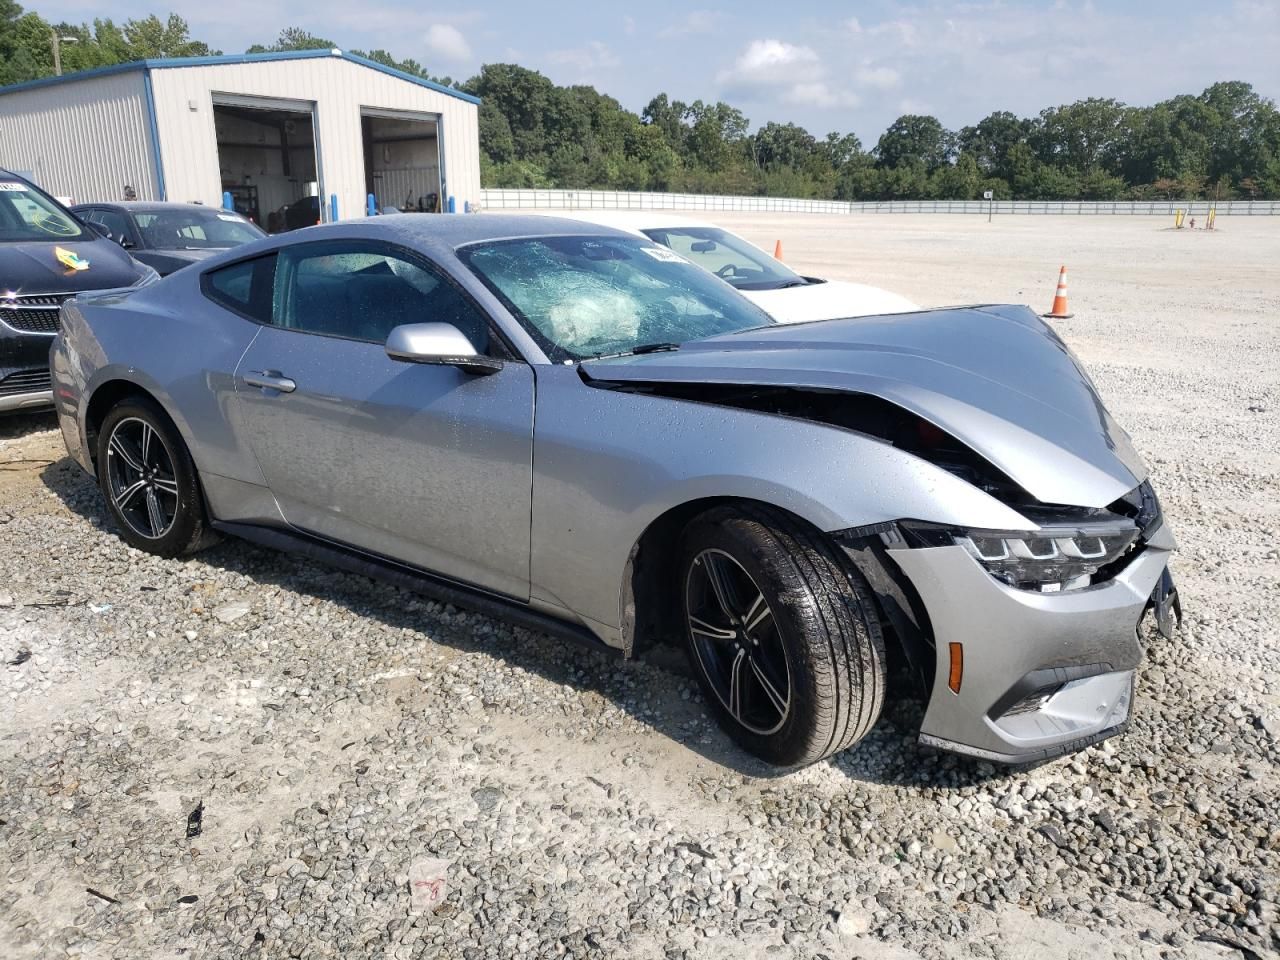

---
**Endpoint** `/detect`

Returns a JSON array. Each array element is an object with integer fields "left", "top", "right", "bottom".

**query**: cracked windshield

[{"left": 461, "top": 235, "right": 774, "bottom": 361}]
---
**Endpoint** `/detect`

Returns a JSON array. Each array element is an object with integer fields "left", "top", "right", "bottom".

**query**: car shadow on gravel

[{"left": 40, "top": 453, "right": 1008, "bottom": 790}]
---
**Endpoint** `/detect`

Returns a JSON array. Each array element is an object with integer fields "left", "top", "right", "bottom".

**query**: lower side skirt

[{"left": 211, "top": 520, "right": 618, "bottom": 659}]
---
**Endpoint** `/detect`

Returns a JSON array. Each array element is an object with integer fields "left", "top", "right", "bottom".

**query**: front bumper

[
  {"left": 1, "top": 328, "right": 56, "bottom": 414},
  {"left": 886, "top": 521, "right": 1175, "bottom": 763}
]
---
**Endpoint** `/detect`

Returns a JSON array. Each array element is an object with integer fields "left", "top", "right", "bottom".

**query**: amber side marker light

[{"left": 947, "top": 643, "right": 964, "bottom": 694}]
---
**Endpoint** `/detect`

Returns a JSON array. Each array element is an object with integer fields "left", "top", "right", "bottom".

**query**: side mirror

[{"left": 385, "top": 323, "right": 503, "bottom": 376}]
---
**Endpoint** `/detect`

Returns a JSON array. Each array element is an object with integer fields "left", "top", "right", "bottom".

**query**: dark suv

[{"left": 0, "top": 170, "right": 154, "bottom": 413}]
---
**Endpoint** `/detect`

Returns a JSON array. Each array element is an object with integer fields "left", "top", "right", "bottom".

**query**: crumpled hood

[
  {"left": 581, "top": 304, "right": 1146, "bottom": 508},
  {"left": 742, "top": 279, "right": 919, "bottom": 323}
]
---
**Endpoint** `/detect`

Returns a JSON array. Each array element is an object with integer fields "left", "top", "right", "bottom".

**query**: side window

[
  {"left": 95, "top": 209, "right": 134, "bottom": 245},
  {"left": 273, "top": 241, "right": 492, "bottom": 351},
  {"left": 203, "top": 254, "right": 277, "bottom": 323}
]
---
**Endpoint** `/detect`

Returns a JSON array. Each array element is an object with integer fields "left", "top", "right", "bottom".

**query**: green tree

[
  {"left": 957, "top": 111, "right": 1029, "bottom": 183},
  {"left": 246, "top": 27, "right": 334, "bottom": 54},
  {"left": 875, "top": 115, "right": 952, "bottom": 172}
]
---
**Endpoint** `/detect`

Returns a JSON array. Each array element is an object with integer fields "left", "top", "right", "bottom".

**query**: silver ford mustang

[{"left": 51, "top": 215, "right": 1180, "bottom": 767}]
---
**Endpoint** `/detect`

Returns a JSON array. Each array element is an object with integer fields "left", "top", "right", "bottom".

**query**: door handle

[{"left": 243, "top": 370, "right": 297, "bottom": 393}]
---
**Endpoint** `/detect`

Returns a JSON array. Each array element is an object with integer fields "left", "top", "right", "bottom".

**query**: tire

[
  {"left": 679, "top": 504, "right": 887, "bottom": 767},
  {"left": 96, "top": 396, "right": 215, "bottom": 557}
]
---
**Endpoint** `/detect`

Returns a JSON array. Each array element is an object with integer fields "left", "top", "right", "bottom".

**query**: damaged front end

[
  {"left": 834, "top": 479, "right": 1179, "bottom": 765},
  {"left": 583, "top": 305, "right": 1181, "bottom": 763}
]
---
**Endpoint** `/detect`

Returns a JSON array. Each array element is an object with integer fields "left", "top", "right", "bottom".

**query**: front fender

[{"left": 529, "top": 367, "right": 1031, "bottom": 633}]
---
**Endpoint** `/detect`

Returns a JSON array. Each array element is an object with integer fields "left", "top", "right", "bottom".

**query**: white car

[{"left": 538, "top": 210, "right": 918, "bottom": 322}]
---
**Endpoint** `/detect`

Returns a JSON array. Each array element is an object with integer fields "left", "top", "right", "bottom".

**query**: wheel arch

[
  {"left": 621, "top": 495, "right": 840, "bottom": 660},
  {"left": 84, "top": 379, "right": 168, "bottom": 472}
]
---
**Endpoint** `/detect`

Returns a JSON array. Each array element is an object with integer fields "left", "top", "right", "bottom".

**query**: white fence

[{"left": 480, "top": 188, "right": 1280, "bottom": 216}]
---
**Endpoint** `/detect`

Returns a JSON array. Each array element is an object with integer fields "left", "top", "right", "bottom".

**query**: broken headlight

[{"left": 895, "top": 521, "right": 1140, "bottom": 591}]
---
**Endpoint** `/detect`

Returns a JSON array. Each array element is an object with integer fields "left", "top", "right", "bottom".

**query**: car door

[{"left": 232, "top": 238, "right": 535, "bottom": 600}]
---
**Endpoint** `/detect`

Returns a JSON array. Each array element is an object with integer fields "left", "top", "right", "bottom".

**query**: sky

[{"left": 36, "top": 0, "right": 1280, "bottom": 144}]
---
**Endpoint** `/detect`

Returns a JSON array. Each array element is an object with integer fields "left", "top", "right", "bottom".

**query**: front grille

[
  {"left": 0, "top": 293, "right": 74, "bottom": 334},
  {"left": 0, "top": 368, "right": 52, "bottom": 397}
]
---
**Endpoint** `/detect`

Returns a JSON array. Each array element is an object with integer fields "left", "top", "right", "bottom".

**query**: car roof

[
  {"left": 71, "top": 201, "right": 244, "bottom": 215},
  {"left": 327, "top": 213, "right": 642, "bottom": 247},
  {"left": 174, "top": 213, "right": 646, "bottom": 270}
]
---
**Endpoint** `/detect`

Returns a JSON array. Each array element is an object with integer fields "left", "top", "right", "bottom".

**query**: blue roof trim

[
  {"left": 0, "top": 49, "right": 480, "bottom": 105},
  {"left": 341, "top": 52, "right": 480, "bottom": 105}
]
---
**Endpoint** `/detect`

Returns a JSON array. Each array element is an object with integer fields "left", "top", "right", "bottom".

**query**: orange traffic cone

[
  {"left": 1043, "top": 265, "right": 1073, "bottom": 319},
  {"left": 773, "top": 239, "right": 783, "bottom": 261}
]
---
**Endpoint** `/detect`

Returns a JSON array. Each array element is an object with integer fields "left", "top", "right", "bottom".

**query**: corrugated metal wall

[
  {"left": 149, "top": 56, "right": 480, "bottom": 219},
  {"left": 0, "top": 71, "right": 157, "bottom": 202}
]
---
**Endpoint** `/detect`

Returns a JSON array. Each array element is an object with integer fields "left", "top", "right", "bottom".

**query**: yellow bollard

[{"left": 1175, "top": 209, "right": 1185, "bottom": 228}]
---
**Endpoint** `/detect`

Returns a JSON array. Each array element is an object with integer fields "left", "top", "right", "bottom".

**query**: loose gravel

[{"left": 3, "top": 214, "right": 1278, "bottom": 960}]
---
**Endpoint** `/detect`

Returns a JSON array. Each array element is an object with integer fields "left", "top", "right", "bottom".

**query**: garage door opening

[
  {"left": 362, "top": 110, "right": 443, "bottom": 215},
  {"left": 213, "top": 96, "right": 321, "bottom": 232}
]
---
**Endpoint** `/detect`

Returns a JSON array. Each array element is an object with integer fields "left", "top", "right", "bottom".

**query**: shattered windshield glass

[{"left": 459, "top": 235, "right": 775, "bottom": 361}]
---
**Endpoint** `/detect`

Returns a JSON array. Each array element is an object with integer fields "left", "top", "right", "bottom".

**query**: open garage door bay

[
  {"left": 362, "top": 108, "right": 444, "bottom": 215},
  {"left": 213, "top": 95, "right": 321, "bottom": 232}
]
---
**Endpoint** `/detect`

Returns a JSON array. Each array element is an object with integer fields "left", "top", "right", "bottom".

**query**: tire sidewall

[
  {"left": 96, "top": 398, "right": 204, "bottom": 557},
  {"left": 680, "top": 513, "right": 843, "bottom": 765}
]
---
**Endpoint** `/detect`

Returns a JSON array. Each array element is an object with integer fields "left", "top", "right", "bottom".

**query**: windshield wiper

[
  {"left": 588, "top": 342, "right": 681, "bottom": 361},
  {"left": 774, "top": 279, "right": 809, "bottom": 289}
]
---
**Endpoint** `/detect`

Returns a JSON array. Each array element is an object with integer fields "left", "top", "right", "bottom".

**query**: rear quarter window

[{"left": 202, "top": 254, "right": 277, "bottom": 323}]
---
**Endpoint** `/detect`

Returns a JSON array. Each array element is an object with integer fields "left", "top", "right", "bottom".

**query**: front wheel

[
  {"left": 680, "top": 505, "right": 887, "bottom": 767},
  {"left": 96, "top": 396, "right": 214, "bottom": 557}
]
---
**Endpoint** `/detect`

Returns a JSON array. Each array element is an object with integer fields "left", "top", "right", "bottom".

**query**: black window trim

[
  {"left": 91, "top": 205, "right": 142, "bottom": 249},
  {"left": 260, "top": 237, "right": 521, "bottom": 362},
  {"left": 199, "top": 251, "right": 279, "bottom": 324}
]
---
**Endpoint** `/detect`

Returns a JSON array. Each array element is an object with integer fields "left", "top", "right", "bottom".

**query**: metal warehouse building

[{"left": 0, "top": 48, "right": 481, "bottom": 229}]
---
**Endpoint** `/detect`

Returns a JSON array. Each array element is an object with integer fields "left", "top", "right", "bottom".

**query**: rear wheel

[
  {"left": 97, "top": 397, "right": 214, "bottom": 557},
  {"left": 680, "top": 505, "right": 887, "bottom": 767}
]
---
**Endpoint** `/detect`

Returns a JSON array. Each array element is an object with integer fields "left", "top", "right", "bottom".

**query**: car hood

[
  {"left": 742, "top": 279, "right": 919, "bottom": 323},
  {"left": 581, "top": 304, "right": 1146, "bottom": 509},
  {"left": 0, "top": 237, "right": 142, "bottom": 293}
]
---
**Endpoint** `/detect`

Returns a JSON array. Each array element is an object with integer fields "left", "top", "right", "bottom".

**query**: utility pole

[{"left": 50, "top": 30, "right": 77, "bottom": 76}]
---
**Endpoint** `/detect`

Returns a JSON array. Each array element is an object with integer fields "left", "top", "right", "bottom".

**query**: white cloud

[
  {"left": 723, "top": 39, "right": 820, "bottom": 79},
  {"left": 623, "top": 15, "right": 636, "bottom": 35},
  {"left": 549, "top": 40, "right": 620, "bottom": 73},
  {"left": 844, "top": 16, "right": 862, "bottom": 33},
  {"left": 423, "top": 24, "right": 471, "bottom": 62},
  {"left": 785, "top": 82, "right": 860, "bottom": 108},
  {"left": 856, "top": 65, "right": 901, "bottom": 90},
  {"left": 659, "top": 10, "right": 722, "bottom": 38},
  {"left": 717, "top": 39, "right": 856, "bottom": 110}
]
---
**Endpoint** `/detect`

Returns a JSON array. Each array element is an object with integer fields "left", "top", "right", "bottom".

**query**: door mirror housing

[{"left": 385, "top": 323, "right": 503, "bottom": 375}]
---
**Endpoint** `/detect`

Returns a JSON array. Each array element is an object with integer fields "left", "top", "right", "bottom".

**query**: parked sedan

[
  {"left": 1, "top": 169, "right": 156, "bottom": 414},
  {"left": 72, "top": 202, "right": 265, "bottom": 277},
  {"left": 547, "top": 211, "right": 918, "bottom": 321},
  {"left": 51, "top": 216, "right": 1179, "bottom": 767}
]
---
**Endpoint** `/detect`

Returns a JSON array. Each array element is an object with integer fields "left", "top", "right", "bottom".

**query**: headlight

[{"left": 897, "top": 521, "right": 1140, "bottom": 592}]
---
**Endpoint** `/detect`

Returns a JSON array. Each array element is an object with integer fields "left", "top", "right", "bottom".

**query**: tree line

[{"left": 3, "top": 4, "right": 1279, "bottom": 200}]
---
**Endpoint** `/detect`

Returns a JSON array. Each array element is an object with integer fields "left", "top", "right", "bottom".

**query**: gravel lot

[{"left": 2, "top": 213, "right": 1278, "bottom": 960}]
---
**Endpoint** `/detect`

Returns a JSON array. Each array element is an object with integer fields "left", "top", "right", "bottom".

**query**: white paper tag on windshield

[
  {"left": 408, "top": 858, "right": 450, "bottom": 913},
  {"left": 640, "top": 245, "right": 688, "bottom": 263},
  {"left": 216, "top": 213, "right": 242, "bottom": 221},
  {"left": 0, "top": 182, "right": 28, "bottom": 191}
]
